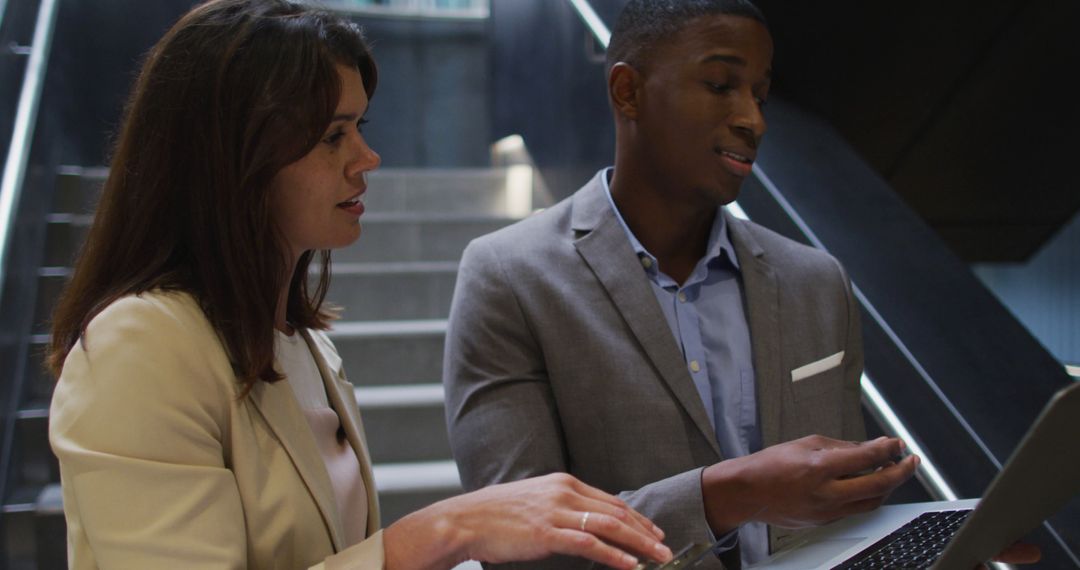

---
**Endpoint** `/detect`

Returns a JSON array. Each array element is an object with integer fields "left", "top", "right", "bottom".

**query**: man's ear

[{"left": 609, "top": 62, "right": 642, "bottom": 121}]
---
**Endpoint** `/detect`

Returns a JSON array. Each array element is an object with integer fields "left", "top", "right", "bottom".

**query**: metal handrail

[
  {"left": 0, "top": 0, "right": 59, "bottom": 297},
  {"left": 566, "top": 0, "right": 610, "bottom": 47},
  {"left": 562, "top": 0, "right": 963, "bottom": 504},
  {"left": 323, "top": 0, "right": 488, "bottom": 21}
]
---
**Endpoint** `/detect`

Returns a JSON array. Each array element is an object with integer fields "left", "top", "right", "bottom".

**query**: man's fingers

[
  {"left": 991, "top": 542, "right": 1041, "bottom": 564},
  {"left": 819, "top": 438, "right": 907, "bottom": 479},
  {"left": 828, "top": 455, "right": 919, "bottom": 503}
]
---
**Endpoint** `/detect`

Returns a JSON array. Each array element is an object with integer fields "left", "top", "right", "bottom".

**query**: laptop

[{"left": 742, "top": 381, "right": 1080, "bottom": 570}]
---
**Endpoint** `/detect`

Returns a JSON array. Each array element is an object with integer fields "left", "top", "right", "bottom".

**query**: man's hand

[
  {"left": 977, "top": 541, "right": 1042, "bottom": 568},
  {"left": 701, "top": 435, "right": 919, "bottom": 534}
]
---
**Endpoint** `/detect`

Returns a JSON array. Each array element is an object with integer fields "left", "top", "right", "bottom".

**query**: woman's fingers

[
  {"left": 567, "top": 477, "right": 666, "bottom": 540},
  {"left": 563, "top": 509, "right": 673, "bottom": 564},
  {"left": 542, "top": 527, "right": 642, "bottom": 570}
]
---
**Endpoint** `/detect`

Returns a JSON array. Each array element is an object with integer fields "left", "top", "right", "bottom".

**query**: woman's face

[{"left": 271, "top": 64, "right": 380, "bottom": 262}]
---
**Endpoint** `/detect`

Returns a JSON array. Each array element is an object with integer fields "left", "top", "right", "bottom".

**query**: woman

[{"left": 46, "top": 1, "right": 674, "bottom": 568}]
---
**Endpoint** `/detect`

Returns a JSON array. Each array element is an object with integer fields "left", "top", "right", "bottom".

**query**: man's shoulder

[
  {"left": 732, "top": 216, "right": 846, "bottom": 279},
  {"left": 468, "top": 193, "right": 575, "bottom": 256}
]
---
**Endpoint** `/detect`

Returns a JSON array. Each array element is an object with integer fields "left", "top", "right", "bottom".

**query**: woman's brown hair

[{"left": 47, "top": 0, "right": 377, "bottom": 392}]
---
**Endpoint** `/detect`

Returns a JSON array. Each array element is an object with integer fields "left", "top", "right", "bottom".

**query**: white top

[{"left": 276, "top": 329, "right": 369, "bottom": 547}]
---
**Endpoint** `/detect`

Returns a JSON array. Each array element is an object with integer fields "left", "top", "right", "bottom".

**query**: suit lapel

[
  {"left": 302, "top": 329, "right": 382, "bottom": 534},
  {"left": 571, "top": 174, "right": 722, "bottom": 458},
  {"left": 727, "top": 212, "right": 784, "bottom": 448},
  {"left": 247, "top": 362, "right": 346, "bottom": 550}
]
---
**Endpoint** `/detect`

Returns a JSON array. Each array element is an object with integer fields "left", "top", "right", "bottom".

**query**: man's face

[{"left": 633, "top": 14, "right": 772, "bottom": 206}]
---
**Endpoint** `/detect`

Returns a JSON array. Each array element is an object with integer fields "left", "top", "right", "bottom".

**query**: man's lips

[{"left": 718, "top": 149, "right": 754, "bottom": 178}]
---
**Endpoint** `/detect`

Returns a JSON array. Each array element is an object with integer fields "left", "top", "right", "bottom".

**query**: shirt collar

[{"left": 599, "top": 167, "right": 741, "bottom": 275}]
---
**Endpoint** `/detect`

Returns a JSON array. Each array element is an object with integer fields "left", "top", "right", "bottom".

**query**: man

[{"left": 443, "top": 1, "right": 916, "bottom": 567}]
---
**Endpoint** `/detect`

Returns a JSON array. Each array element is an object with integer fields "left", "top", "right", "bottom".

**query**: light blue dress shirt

[{"left": 601, "top": 168, "right": 768, "bottom": 564}]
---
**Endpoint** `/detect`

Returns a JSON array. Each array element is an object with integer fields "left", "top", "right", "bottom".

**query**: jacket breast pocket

[{"left": 789, "top": 356, "right": 845, "bottom": 438}]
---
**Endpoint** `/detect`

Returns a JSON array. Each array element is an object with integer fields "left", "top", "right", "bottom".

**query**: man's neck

[{"left": 609, "top": 169, "right": 716, "bottom": 285}]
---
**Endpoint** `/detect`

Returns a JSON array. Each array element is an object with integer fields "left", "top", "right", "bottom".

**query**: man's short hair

[{"left": 606, "top": 0, "right": 768, "bottom": 72}]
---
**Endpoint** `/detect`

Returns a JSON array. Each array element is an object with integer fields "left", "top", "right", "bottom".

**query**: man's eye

[{"left": 706, "top": 82, "right": 732, "bottom": 94}]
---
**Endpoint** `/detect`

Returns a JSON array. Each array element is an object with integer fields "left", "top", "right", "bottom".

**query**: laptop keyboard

[{"left": 833, "top": 508, "right": 974, "bottom": 569}]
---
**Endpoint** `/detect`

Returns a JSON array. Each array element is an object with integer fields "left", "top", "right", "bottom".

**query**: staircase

[{"left": 1, "top": 163, "right": 545, "bottom": 568}]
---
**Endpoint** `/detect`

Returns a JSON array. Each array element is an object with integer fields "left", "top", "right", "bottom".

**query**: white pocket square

[{"left": 791, "top": 351, "right": 845, "bottom": 382}]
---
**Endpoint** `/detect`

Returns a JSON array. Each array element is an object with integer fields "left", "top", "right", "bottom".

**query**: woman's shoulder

[
  {"left": 55, "top": 290, "right": 239, "bottom": 428},
  {"left": 74, "top": 289, "right": 232, "bottom": 383},
  {"left": 92, "top": 289, "right": 205, "bottom": 327}
]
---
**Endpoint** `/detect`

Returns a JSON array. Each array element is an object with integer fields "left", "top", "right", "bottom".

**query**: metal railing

[
  {"left": 0, "top": 0, "right": 59, "bottom": 303},
  {"left": 321, "top": 0, "right": 489, "bottom": 20}
]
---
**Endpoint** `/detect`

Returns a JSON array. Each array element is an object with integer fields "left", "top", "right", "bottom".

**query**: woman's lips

[{"left": 337, "top": 198, "right": 364, "bottom": 216}]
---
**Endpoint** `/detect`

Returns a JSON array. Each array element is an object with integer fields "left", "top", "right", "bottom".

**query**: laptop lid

[{"left": 934, "top": 381, "right": 1080, "bottom": 568}]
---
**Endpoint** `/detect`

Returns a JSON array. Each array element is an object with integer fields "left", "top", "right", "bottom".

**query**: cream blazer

[{"left": 49, "top": 291, "right": 385, "bottom": 569}]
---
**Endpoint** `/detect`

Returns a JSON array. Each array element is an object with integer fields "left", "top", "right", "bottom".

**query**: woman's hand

[{"left": 384, "top": 472, "right": 673, "bottom": 570}]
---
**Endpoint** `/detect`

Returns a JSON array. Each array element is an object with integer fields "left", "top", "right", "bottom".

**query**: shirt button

[
  {"left": 678, "top": 291, "right": 687, "bottom": 303},
  {"left": 641, "top": 257, "right": 653, "bottom": 269},
  {"left": 689, "top": 360, "right": 701, "bottom": 372}
]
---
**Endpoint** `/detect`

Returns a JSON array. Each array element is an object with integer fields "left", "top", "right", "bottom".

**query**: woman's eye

[
  {"left": 356, "top": 117, "right": 369, "bottom": 133},
  {"left": 706, "top": 82, "right": 732, "bottom": 94},
  {"left": 324, "top": 131, "right": 345, "bottom": 145}
]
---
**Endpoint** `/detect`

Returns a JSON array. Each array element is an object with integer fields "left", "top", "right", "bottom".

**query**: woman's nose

[{"left": 347, "top": 135, "right": 380, "bottom": 180}]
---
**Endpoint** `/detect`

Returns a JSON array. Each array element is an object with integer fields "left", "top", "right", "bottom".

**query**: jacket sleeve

[
  {"left": 50, "top": 296, "right": 389, "bottom": 569},
  {"left": 443, "top": 239, "right": 724, "bottom": 570},
  {"left": 49, "top": 295, "right": 251, "bottom": 569},
  {"left": 835, "top": 258, "right": 867, "bottom": 443}
]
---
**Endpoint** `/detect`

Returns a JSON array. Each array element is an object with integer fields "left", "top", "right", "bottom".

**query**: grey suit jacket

[{"left": 444, "top": 171, "right": 865, "bottom": 569}]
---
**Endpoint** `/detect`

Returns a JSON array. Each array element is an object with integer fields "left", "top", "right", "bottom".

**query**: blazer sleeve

[
  {"left": 50, "top": 296, "right": 388, "bottom": 569},
  {"left": 444, "top": 240, "right": 718, "bottom": 569},
  {"left": 444, "top": 238, "right": 570, "bottom": 486},
  {"left": 49, "top": 295, "right": 252, "bottom": 569},
  {"left": 835, "top": 258, "right": 867, "bottom": 442}
]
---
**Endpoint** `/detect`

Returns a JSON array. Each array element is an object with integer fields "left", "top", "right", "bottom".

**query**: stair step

[
  {"left": 7, "top": 458, "right": 464, "bottom": 532},
  {"left": 42, "top": 212, "right": 514, "bottom": 266},
  {"left": 324, "top": 262, "right": 458, "bottom": 321},
  {"left": 372, "top": 460, "right": 463, "bottom": 525},
  {"left": 26, "top": 319, "right": 450, "bottom": 405},
  {"left": 372, "top": 460, "right": 460, "bottom": 494},
  {"left": 357, "top": 384, "right": 450, "bottom": 464},
  {"left": 33, "top": 263, "right": 460, "bottom": 334},
  {"left": 52, "top": 166, "right": 540, "bottom": 217},
  {"left": 356, "top": 383, "right": 444, "bottom": 409},
  {"left": 331, "top": 320, "right": 447, "bottom": 387}
]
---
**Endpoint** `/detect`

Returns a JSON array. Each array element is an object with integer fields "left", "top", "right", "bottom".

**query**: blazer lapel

[
  {"left": 726, "top": 212, "right": 784, "bottom": 448},
  {"left": 571, "top": 174, "right": 722, "bottom": 458},
  {"left": 247, "top": 365, "right": 346, "bottom": 550},
  {"left": 302, "top": 329, "right": 382, "bottom": 535}
]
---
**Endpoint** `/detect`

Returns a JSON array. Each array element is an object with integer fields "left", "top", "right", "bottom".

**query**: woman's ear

[{"left": 608, "top": 62, "right": 643, "bottom": 121}]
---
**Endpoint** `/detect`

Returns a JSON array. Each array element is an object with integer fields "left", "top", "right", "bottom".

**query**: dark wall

[
  {"left": 41, "top": 1, "right": 491, "bottom": 170},
  {"left": 755, "top": 0, "right": 1080, "bottom": 262},
  {"left": 43, "top": 0, "right": 199, "bottom": 167},
  {"left": 353, "top": 17, "right": 491, "bottom": 168},
  {"left": 490, "top": 0, "right": 619, "bottom": 197}
]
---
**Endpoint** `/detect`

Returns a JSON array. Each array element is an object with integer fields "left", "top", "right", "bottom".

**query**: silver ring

[{"left": 579, "top": 511, "right": 591, "bottom": 532}]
